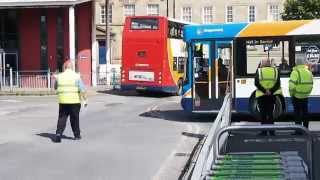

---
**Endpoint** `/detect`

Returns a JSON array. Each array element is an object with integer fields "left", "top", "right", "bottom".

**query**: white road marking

[
  {"left": 0, "top": 99, "right": 22, "bottom": 103},
  {"left": 152, "top": 123, "right": 202, "bottom": 180}
]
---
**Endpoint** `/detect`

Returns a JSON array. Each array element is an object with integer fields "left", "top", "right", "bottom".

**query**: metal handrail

[
  {"left": 215, "top": 125, "right": 313, "bottom": 180},
  {"left": 190, "top": 93, "right": 232, "bottom": 180}
]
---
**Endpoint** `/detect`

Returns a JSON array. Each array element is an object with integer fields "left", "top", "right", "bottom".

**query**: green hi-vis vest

[
  {"left": 57, "top": 69, "right": 81, "bottom": 104},
  {"left": 289, "top": 65, "right": 313, "bottom": 99},
  {"left": 256, "top": 67, "right": 282, "bottom": 98}
]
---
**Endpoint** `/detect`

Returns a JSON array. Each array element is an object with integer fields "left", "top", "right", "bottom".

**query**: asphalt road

[{"left": 0, "top": 91, "right": 212, "bottom": 180}]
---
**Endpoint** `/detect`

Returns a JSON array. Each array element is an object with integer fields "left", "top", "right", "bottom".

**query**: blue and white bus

[{"left": 181, "top": 20, "right": 320, "bottom": 114}]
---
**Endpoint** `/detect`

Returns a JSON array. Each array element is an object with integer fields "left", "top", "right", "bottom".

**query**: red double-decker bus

[{"left": 121, "top": 16, "right": 188, "bottom": 94}]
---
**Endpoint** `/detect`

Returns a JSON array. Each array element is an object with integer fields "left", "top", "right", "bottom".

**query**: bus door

[
  {"left": 192, "top": 42, "right": 212, "bottom": 111},
  {"left": 216, "top": 41, "right": 233, "bottom": 100},
  {"left": 192, "top": 41, "right": 233, "bottom": 111}
]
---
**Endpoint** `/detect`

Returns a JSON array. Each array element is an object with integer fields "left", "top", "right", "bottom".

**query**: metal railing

[
  {"left": 190, "top": 92, "right": 315, "bottom": 180},
  {"left": 190, "top": 93, "right": 232, "bottom": 180},
  {"left": 0, "top": 68, "right": 121, "bottom": 92},
  {"left": 0, "top": 69, "right": 54, "bottom": 91}
]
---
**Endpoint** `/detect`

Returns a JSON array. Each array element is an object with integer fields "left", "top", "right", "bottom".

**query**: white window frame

[
  {"left": 147, "top": 4, "right": 159, "bottom": 16},
  {"left": 248, "top": 5, "right": 256, "bottom": 22},
  {"left": 181, "top": 7, "right": 192, "bottom": 22},
  {"left": 124, "top": 4, "right": 135, "bottom": 16},
  {"left": 100, "top": 5, "right": 106, "bottom": 24},
  {"left": 100, "top": 5, "right": 112, "bottom": 24},
  {"left": 268, "top": 4, "right": 280, "bottom": 21},
  {"left": 202, "top": 6, "right": 214, "bottom": 24},
  {"left": 226, "top": 6, "right": 233, "bottom": 23}
]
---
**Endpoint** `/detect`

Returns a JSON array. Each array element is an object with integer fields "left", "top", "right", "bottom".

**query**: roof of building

[{"left": 0, "top": 0, "right": 91, "bottom": 7}]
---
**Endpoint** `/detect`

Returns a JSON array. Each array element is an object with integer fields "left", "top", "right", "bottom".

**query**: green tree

[{"left": 282, "top": 0, "right": 320, "bottom": 20}]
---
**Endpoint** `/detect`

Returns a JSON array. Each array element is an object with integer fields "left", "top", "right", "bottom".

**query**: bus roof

[
  {"left": 238, "top": 19, "right": 320, "bottom": 38},
  {"left": 183, "top": 23, "right": 248, "bottom": 42},
  {"left": 183, "top": 19, "right": 320, "bottom": 42}
]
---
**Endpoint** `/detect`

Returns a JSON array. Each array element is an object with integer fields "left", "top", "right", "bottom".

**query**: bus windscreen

[{"left": 131, "top": 18, "right": 159, "bottom": 30}]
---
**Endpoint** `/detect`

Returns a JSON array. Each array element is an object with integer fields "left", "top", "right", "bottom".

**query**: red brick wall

[
  {"left": 76, "top": 2, "right": 92, "bottom": 86},
  {"left": 47, "top": 8, "right": 57, "bottom": 71},
  {"left": 19, "top": 9, "right": 41, "bottom": 71}
]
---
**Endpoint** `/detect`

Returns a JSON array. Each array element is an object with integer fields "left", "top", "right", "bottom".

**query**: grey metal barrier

[
  {"left": 215, "top": 125, "right": 313, "bottom": 180},
  {"left": 190, "top": 93, "right": 232, "bottom": 180}
]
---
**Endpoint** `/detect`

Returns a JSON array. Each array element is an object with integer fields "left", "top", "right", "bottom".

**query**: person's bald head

[{"left": 63, "top": 60, "right": 74, "bottom": 71}]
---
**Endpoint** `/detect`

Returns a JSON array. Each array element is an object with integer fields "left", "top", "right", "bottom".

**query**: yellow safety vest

[
  {"left": 256, "top": 67, "right": 282, "bottom": 98},
  {"left": 57, "top": 69, "right": 81, "bottom": 104},
  {"left": 289, "top": 65, "right": 313, "bottom": 99}
]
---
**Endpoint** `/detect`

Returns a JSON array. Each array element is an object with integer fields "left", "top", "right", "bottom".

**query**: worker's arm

[
  {"left": 254, "top": 69, "right": 267, "bottom": 93},
  {"left": 77, "top": 79, "right": 88, "bottom": 105},
  {"left": 270, "top": 69, "right": 281, "bottom": 94},
  {"left": 289, "top": 70, "right": 298, "bottom": 97}
]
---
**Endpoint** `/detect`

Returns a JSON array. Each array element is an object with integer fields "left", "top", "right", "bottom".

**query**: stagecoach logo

[
  {"left": 196, "top": 28, "right": 224, "bottom": 35},
  {"left": 306, "top": 46, "right": 320, "bottom": 64}
]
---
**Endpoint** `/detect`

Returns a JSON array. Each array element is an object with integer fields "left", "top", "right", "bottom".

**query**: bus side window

[
  {"left": 178, "top": 57, "right": 185, "bottom": 73},
  {"left": 278, "top": 58, "right": 292, "bottom": 75},
  {"left": 173, "top": 57, "right": 178, "bottom": 71}
]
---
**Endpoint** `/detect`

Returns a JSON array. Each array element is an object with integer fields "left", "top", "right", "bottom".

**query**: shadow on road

[
  {"left": 97, "top": 89, "right": 175, "bottom": 98},
  {"left": 139, "top": 109, "right": 216, "bottom": 122},
  {"left": 140, "top": 109, "right": 260, "bottom": 123},
  {"left": 37, "top": 133, "right": 74, "bottom": 142}
]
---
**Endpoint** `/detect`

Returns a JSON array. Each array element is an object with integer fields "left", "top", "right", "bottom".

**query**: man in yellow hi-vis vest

[
  {"left": 289, "top": 54, "right": 313, "bottom": 129},
  {"left": 255, "top": 59, "right": 282, "bottom": 136},
  {"left": 53, "top": 60, "right": 87, "bottom": 143}
]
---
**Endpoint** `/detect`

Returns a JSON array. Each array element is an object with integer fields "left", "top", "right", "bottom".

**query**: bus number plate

[{"left": 129, "top": 71, "right": 154, "bottom": 82}]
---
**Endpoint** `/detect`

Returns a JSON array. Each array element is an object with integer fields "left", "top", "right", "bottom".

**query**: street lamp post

[
  {"left": 173, "top": 0, "right": 175, "bottom": 18},
  {"left": 166, "top": 0, "right": 169, "bottom": 17},
  {"left": 105, "top": 0, "right": 110, "bottom": 83}
]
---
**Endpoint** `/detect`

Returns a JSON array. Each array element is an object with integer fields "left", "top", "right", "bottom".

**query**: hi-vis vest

[
  {"left": 57, "top": 69, "right": 81, "bottom": 104},
  {"left": 289, "top": 65, "right": 313, "bottom": 99},
  {"left": 256, "top": 67, "right": 282, "bottom": 98}
]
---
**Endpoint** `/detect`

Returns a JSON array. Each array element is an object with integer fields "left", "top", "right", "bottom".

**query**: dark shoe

[
  {"left": 53, "top": 134, "right": 62, "bottom": 143},
  {"left": 74, "top": 135, "right": 82, "bottom": 140}
]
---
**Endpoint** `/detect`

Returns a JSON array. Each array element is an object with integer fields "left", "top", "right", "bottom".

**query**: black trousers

[
  {"left": 56, "top": 103, "right": 81, "bottom": 136},
  {"left": 292, "top": 97, "right": 309, "bottom": 128},
  {"left": 257, "top": 95, "right": 276, "bottom": 124}
]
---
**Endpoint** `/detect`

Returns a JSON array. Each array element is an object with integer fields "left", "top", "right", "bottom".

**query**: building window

[
  {"left": 268, "top": 5, "right": 280, "bottom": 21},
  {"left": 100, "top": 5, "right": 112, "bottom": 24},
  {"left": 147, "top": 4, "right": 159, "bottom": 16},
  {"left": 248, "top": 6, "right": 255, "bottom": 22},
  {"left": 124, "top": 4, "right": 135, "bottom": 16},
  {"left": 203, "top": 6, "right": 214, "bottom": 24},
  {"left": 226, "top": 6, "right": 233, "bottom": 23},
  {"left": 182, "top": 7, "right": 192, "bottom": 22}
]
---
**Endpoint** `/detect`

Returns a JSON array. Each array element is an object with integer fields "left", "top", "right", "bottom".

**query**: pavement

[{"left": 0, "top": 90, "right": 212, "bottom": 180}]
